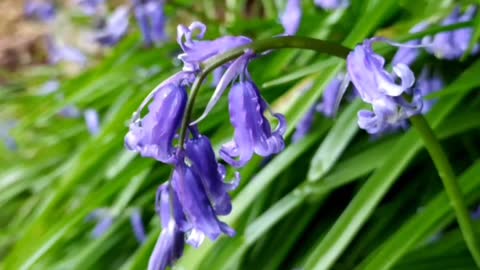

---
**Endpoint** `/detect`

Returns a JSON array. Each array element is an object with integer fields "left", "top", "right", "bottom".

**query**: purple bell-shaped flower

[{"left": 220, "top": 81, "right": 286, "bottom": 167}]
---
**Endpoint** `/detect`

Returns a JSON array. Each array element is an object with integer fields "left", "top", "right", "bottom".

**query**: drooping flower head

[
  {"left": 186, "top": 133, "right": 239, "bottom": 215},
  {"left": 317, "top": 74, "right": 345, "bottom": 118},
  {"left": 221, "top": 80, "right": 286, "bottom": 167},
  {"left": 392, "top": 22, "right": 429, "bottom": 66},
  {"left": 125, "top": 72, "right": 193, "bottom": 164},
  {"left": 423, "top": 6, "right": 478, "bottom": 60},
  {"left": 280, "top": 0, "right": 302, "bottom": 35},
  {"left": 171, "top": 159, "right": 235, "bottom": 247},
  {"left": 95, "top": 6, "right": 130, "bottom": 46},
  {"left": 149, "top": 184, "right": 186, "bottom": 270},
  {"left": 177, "top": 22, "right": 252, "bottom": 72},
  {"left": 132, "top": 0, "right": 167, "bottom": 46},
  {"left": 347, "top": 38, "right": 422, "bottom": 134},
  {"left": 24, "top": 0, "right": 55, "bottom": 22},
  {"left": 314, "top": 0, "right": 349, "bottom": 10}
]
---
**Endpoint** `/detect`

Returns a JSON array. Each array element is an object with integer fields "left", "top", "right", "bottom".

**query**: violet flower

[
  {"left": 280, "top": 0, "right": 302, "bottom": 35},
  {"left": 416, "top": 67, "right": 443, "bottom": 114},
  {"left": 47, "top": 38, "right": 87, "bottom": 66},
  {"left": 125, "top": 72, "right": 192, "bottom": 164},
  {"left": 24, "top": 0, "right": 55, "bottom": 21},
  {"left": 292, "top": 106, "right": 316, "bottom": 143},
  {"left": 130, "top": 209, "right": 147, "bottom": 243},
  {"left": 133, "top": 0, "right": 166, "bottom": 46},
  {"left": 392, "top": 22, "right": 429, "bottom": 66},
  {"left": 185, "top": 133, "right": 239, "bottom": 215},
  {"left": 86, "top": 209, "right": 114, "bottom": 238},
  {"left": 423, "top": 6, "right": 478, "bottom": 60},
  {"left": 149, "top": 184, "right": 186, "bottom": 270},
  {"left": 317, "top": 75, "right": 345, "bottom": 118},
  {"left": 314, "top": 0, "right": 349, "bottom": 10},
  {"left": 75, "top": 0, "right": 104, "bottom": 15},
  {"left": 95, "top": 6, "right": 130, "bottom": 46},
  {"left": 84, "top": 109, "right": 101, "bottom": 135},
  {"left": 347, "top": 38, "right": 422, "bottom": 134},
  {"left": 177, "top": 22, "right": 252, "bottom": 72},
  {"left": 220, "top": 81, "right": 286, "bottom": 167},
  {"left": 171, "top": 160, "right": 235, "bottom": 247}
]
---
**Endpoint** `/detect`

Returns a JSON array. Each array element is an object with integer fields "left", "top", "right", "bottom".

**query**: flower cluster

[
  {"left": 347, "top": 38, "right": 422, "bottom": 134},
  {"left": 125, "top": 22, "right": 287, "bottom": 269},
  {"left": 392, "top": 6, "right": 478, "bottom": 63}
]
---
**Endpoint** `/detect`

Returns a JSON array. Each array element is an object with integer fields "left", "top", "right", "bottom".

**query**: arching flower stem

[
  {"left": 410, "top": 114, "right": 480, "bottom": 267},
  {"left": 177, "top": 36, "right": 351, "bottom": 149}
]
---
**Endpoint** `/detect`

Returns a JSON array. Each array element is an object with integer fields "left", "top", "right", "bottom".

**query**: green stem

[
  {"left": 177, "top": 36, "right": 351, "bottom": 148},
  {"left": 410, "top": 114, "right": 480, "bottom": 267}
]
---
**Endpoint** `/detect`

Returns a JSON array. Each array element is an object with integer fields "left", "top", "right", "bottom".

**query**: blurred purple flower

[
  {"left": 133, "top": 0, "right": 167, "bottom": 46},
  {"left": 95, "top": 6, "right": 130, "bottom": 46},
  {"left": 186, "top": 134, "right": 239, "bottom": 215},
  {"left": 177, "top": 22, "right": 251, "bottom": 72},
  {"left": 38, "top": 80, "right": 60, "bottom": 95},
  {"left": 84, "top": 109, "right": 100, "bottom": 135},
  {"left": 130, "top": 209, "right": 147, "bottom": 243},
  {"left": 423, "top": 6, "right": 478, "bottom": 60},
  {"left": 314, "top": 0, "right": 349, "bottom": 10},
  {"left": 75, "top": 0, "right": 104, "bottom": 15},
  {"left": 347, "top": 38, "right": 421, "bottom": 134},
  {"left": 0, "top": 121, "right": 17, "bottom": 151},
  {"left": 87, "top": 209, "right": 114, "bottom": 238},
  {"left": 125, "top": 72, "right": 193, "bottom": 164},
  {"left": 317, "top": 75, "right": 345, "bottom": 118},
  {"left": 221, "top": 81, "right": 286, "bottom": 167},
  {"left": 280, "top": 0, "right": 302, "bottom": 35},
  {"left": 416, "top": 67, "right": 443, "bottom": 114},
  {"left": 47, "top": 38, "right": 87, "bottom": 66},
  {"left": 292, "top": 106, "right": 316, "bottom": 143},
  {"left": 59, "top": 105, "right": 81, "bottom": 118},
  {"left": 392, "top": 22, "right": 429, "bottom": 66},
  {"left": 24, "top": 0, "right": 55, "bottom": 21}
]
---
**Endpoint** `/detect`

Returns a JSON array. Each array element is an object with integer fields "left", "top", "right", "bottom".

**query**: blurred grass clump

[{"left": 1, "top": 0, "right": 480, "bottom": 269}]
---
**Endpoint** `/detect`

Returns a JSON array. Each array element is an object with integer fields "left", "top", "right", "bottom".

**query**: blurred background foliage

[{"left": 1, "top": 0, "right": 480, "bottom": 269}]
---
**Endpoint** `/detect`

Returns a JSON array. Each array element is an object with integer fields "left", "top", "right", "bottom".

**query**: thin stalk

[
  {"left": 177, "top": 36, "right": 351, "bottom": 148},
  {"left": 410, "top": 114, "right": 480, "bottom": 267}
]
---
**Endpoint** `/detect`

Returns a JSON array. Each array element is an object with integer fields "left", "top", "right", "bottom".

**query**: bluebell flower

[
  {"left": 423, "top": 6, "right": 478, "bottom": 60},
  {"left": 186, "top": 133, "right": 239, "bottom": 215},
  {"left": 59, "top": 105, "right": 81, "bottom": 118},
  {"left": 149, "top": 184, "right": 186, "bottom": 270},
  {"left": 0, "top": 121, "right": 17, "bottom": 151},
  {"left": 130, "top": 209, "right": 147, "bottom": 243},
  {"left": 171, "top": 159, "right": 235, "bottom": 247},
  {"left": 75, "top": 0, "right": 104, "bottom": 15},
  {"left": 125, "top": 72, "right": 193, "bottom": 164},
  {"left": 86, "top": 209, "right": 114, "bottom": 238},
  {"left": 347, "top": 38, "right": 422, "bottom": 134},
  {"left": 24, "top": 0, "right": 55, "bottom": 21},
  {"left": 314, "top": 0, "right": 349, "bottom": 10},
  {"left": 38, "top": 80, "right": 60, "bottom": 95},
  {"left": 392, "top": 22, "right": 429, "bottom": 66},
  {"left": 220, "top": 81, "right": 286, "bottom": 167},
  {"left": 292, "top": 106, "right": 316, "bottom": 143},
  {"left": 177, "top": 22, "right": 251, "bottom": 72},
  {"left": 317, "top": 75, "right": 345, "bottom": 118},
  {"left": 280, "top": 0, "right": 302, "bottom": 35},
  {"left": 416, "top": 67, "right": 443, "bottom": 114},
  {"left": 132, "top": 0, "right": 166, "bottom": 46},
  {"left": 95, "top": 6, "right": 130, "bottom": 46},
  {"left": 47, "top": 38, "right": 87, "bottom": 66},
  {"left": 84, "top": 109, "right": 100, "bottom": 135}
]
